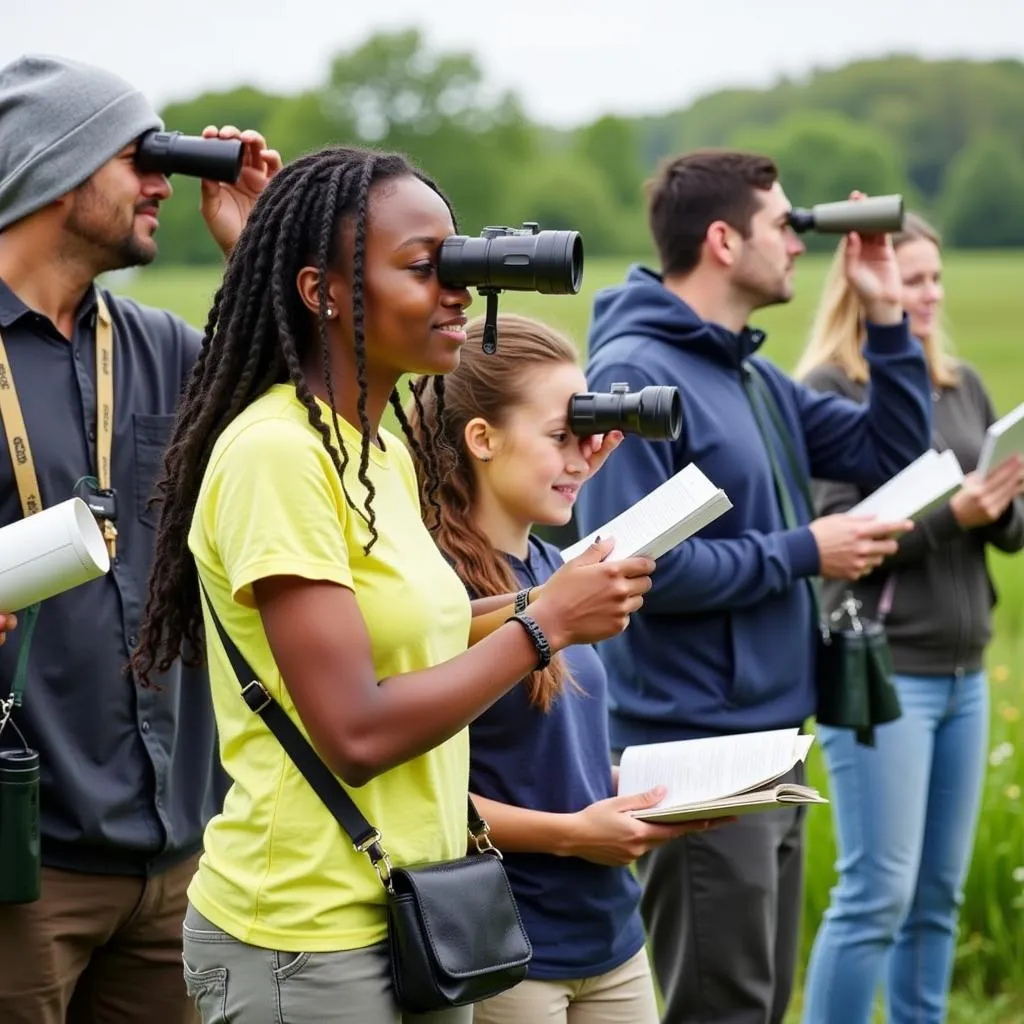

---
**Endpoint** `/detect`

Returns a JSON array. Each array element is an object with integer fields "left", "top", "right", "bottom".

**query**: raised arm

[
  {"left": 214, "top": 422, "right": 654, "bottom": 789},
  {"left": 575, "top": 363, "right": 821, "bottom": 615},
  {"left": 793, "top": 320, "right": 932, "bottom": 488}
]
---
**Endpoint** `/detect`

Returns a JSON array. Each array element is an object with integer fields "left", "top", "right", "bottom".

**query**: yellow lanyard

[{"left": 0, "top": 293, "right": 117, "bottom": 557}]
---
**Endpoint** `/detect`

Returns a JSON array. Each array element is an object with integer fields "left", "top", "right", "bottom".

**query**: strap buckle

[
  {"left": 354, "top": 829, "right": 394, "bottom": 891},
  {"left": 0, "top": 695, "right": 13, "bottom": 737},
  {"left": 469, "top": 818, "right": 502, "bottom": 858},
  {"left": 354, "top": 828, "right": 382, "bottom": 853},
  {"left": 240, "top": 680, "right": 272, "bottom": 714}
]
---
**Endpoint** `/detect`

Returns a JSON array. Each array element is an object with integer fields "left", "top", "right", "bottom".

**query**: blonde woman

[{"left": 796, "top": 213, "right": 1024, "bottom": 1024}]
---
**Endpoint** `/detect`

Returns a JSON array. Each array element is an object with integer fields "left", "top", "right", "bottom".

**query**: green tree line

[{"left": 153, "top": 32, "right": 1024, "bottom": 264}]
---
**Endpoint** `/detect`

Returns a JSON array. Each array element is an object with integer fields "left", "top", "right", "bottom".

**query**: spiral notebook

[{"left": 561, "top": 463, "right": 732, "bottom": 563}]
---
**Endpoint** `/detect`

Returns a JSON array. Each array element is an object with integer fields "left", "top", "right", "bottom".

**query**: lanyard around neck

[{"left": 0, "top": 293, "right": 117, "bottom": 558}]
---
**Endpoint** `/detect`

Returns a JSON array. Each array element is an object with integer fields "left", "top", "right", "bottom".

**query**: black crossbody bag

[
  {"left": 742, "top": 363, "right": 903, "bottom": 747},
  {"left": 198, "top": 583, "right": 532, "bottom": 1013}
]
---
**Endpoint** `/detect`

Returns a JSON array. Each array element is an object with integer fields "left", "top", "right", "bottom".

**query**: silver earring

[
  {"left": 326, "top": 306, "right": 336, "bottom": 318},
  {"left": 481, "top": 455, "right": 491, "bottom": 462}
]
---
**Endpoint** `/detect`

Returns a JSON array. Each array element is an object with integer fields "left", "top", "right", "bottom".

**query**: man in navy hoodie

[{"left": 575, "top": 150, "right": 932, "bottom": 1024}]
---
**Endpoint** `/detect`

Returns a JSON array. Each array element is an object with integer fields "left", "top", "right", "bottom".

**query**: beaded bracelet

[{"left": 506, "top": 612, "right": 552, "bottom": 669}]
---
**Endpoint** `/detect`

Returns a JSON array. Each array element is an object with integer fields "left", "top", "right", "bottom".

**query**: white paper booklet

[
  {"left": 976, "top": 400, "right": 1024, "bottom": 476},
  {"left": 618, "top": 728, "right": 828, "bottom": 823},
  {"left": 849, "top": 448, "right": 963, "bottom": 522},
  {"left": 561, "top": 463, "right": 732, "bottom": 563}
]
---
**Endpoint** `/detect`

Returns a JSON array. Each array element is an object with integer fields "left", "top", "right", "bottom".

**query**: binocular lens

[
  {"left": 135, "top": 131, "right": 244, "bottom": 184},
  {"left": 437, "top": 229, "right": 583, "bottom": 295},
  {"left": 568, "top": 385, "right": 682, "bottom": 441}
]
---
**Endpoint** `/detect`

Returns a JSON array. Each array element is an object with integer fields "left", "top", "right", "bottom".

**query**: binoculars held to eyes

[
  {"left": 437, "top": 222, "right": 583, "bottom": 297},
  {"left": 437, "top": 223, "right": 584, "bottom": 355},
  {"left": 569, "top": 383, "right": 683, "bottom": 442},
  {"left": 787, "top": 194, "right": 905, "bottom": 235},
  {"left": 135, "top": 130, "right": 244, "bottom": 183}
]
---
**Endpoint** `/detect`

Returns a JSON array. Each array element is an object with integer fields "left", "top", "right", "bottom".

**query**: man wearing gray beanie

[{"left": 0, "top": 54, "right": 281, "bottom": 1024}]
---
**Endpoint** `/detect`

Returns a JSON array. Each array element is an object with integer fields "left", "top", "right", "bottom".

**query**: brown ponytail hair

[{"left": 408, "top": 312, "right": 580, "bottom": 712}]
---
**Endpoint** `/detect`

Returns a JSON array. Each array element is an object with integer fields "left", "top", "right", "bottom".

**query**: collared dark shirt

[{"left": 0, "top": 277, "right": 225, "bottom": 877}]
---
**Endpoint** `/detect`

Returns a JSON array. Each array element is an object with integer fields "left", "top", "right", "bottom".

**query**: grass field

[{"left": 110, "top": 254, "right": 1024, "bottom": 1022}]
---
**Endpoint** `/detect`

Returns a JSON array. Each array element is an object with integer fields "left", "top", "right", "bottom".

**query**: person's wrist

[
  {"left": 555, "top": 811, "right": 584, "bottom": 858},
  {"left": 506, "top": 611, "right": 553, "bottom": 668},
  {"left": 949, "top": 491, "right": 975, "bottom": 529},
  {"left": 526, "top": 598, "right": 568, "bottom": 653},
  {"left": 863, "top": 299, "right": 902, "bottom": 326}
]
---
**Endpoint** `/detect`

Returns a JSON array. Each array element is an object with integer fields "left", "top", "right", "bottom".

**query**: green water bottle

[{"left": 0, "top": 747, "right": 41, "bottom": 904}]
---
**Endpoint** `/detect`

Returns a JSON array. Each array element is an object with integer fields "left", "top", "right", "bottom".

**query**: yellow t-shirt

[{"left": 186, "top": 383, "right": 472, "bottom": 952}]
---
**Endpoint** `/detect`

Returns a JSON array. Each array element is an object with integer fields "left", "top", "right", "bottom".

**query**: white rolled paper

[{"left": 0, "top": 497, "right": 111, "bottom": 612}]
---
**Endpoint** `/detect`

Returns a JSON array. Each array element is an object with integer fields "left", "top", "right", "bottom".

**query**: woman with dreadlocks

[{"left": 130, "top": 146, "right": 654, "bottom": 1024}]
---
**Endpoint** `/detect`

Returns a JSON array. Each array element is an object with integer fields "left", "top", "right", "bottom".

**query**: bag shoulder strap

[
  {"left": 740, "top": 361, "right": 827, "bottom": 633},
  {"left": 197, "top": 579, "right": 490, "bottom": 890},
  {"left": 744, "top": 362, "right": 817, "bottom": 516},
  {"left": 744, "top": 361, "right": 898, "bottom": 625}
]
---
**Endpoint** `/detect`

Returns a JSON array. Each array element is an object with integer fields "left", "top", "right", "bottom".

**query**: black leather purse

[
  {"left": 199, "top": 583, "right": 532, "bottom": 1013},
  {"left": 742, "top": 364, "right": 903, "bottom": 747}
]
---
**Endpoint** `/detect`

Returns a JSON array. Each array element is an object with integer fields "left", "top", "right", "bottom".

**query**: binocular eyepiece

[
  {"left": 787, "top": 194, "right": 905, "bottom": 235},
  {"left": 437, "top": 222, "right": 583, "bottom": 297},
  {"left": 135, "top": 130, "right": 244, "bottom": 184},
  {"left": 569, "top": 383, "right": 682, "bottom": 442}
]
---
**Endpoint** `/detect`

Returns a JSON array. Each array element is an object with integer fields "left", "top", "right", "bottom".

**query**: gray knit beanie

[{"left": 0, "top": 54, "right": 163, "bottom": 232}]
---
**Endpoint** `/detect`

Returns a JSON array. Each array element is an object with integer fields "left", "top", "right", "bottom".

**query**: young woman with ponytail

[{"left": 411, "top": 312, "right": 720, "bottom": 1024}]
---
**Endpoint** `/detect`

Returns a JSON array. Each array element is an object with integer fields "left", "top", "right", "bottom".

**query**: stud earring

[
  {"left": 481, "top": 455, "right": 491, "bottom": 462},
  {"left": 326, "top": 306, "right": 336, "bottom": 318}
]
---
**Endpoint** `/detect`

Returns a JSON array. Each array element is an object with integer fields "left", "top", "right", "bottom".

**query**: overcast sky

[{"left": 5, "top": 0, "right": 1023, "bottom": 128}]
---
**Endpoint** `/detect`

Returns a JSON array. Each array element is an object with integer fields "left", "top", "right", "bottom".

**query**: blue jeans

[{"left": 801, "top": 671, "right": 988, "bottom": 1024}]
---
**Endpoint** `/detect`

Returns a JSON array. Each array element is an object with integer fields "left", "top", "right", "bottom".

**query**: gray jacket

[{"left": 804, "top": 361, "right": 1024, "bottom": 677}]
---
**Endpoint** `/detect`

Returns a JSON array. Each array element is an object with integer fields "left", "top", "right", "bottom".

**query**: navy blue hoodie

[{"left": 576, "top": 266, "right": 932, "bottom": 749}]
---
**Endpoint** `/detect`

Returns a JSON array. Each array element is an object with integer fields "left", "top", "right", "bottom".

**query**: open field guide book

[
  {"left": 561, "top": 463, "right": 732, "bottom": 563},
  {"left": 849, "top": 448, "right": 963, "bottom": 522},
  {"left": 617, "top": 728, "right": 828, "bottom": 823}
]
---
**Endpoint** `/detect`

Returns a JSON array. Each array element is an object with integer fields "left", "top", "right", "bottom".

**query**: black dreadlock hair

[{"left": 132, "top": 145, "right": 453, "bottom": 685}]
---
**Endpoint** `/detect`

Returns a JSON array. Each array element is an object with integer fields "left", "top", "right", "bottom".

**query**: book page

[
  {"left": 561, "top": 463, "right": 730, "bottom": 562},
  {"left": 617, "top": 728, "right": 811, "bottom": 809},
  {"left": 851, "top": 449, "right": 963, "bottom": 521},
  {"left": 977, "top": 400, "right": 1024, "bottom": 476},
  {"left": 634, "top": 782, "right": 828, "bottom": 823}
]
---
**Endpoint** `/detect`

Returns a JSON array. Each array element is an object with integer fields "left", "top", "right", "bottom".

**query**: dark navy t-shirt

[{"left": 467, "top": 535, "right": 646, "bottom": 980}]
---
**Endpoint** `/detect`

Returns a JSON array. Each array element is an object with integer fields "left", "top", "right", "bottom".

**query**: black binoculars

[
  {"left": 437, "top": 222, "right": 583, "bottom": 297},
  {"left": 437, "top": 222, "right": 584, "bottom": 355},
  {"left": 569, "top": 383, "right": 682, "bottom": 442},
  {"left": 788, "top": 194, "right": 905, "bottom": 235},
  {"left": 135, "top": 130, "right": 243, "bottom": 184},
  {"left": 0, "top": 747, "right": 40, "bottom": 904}
]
